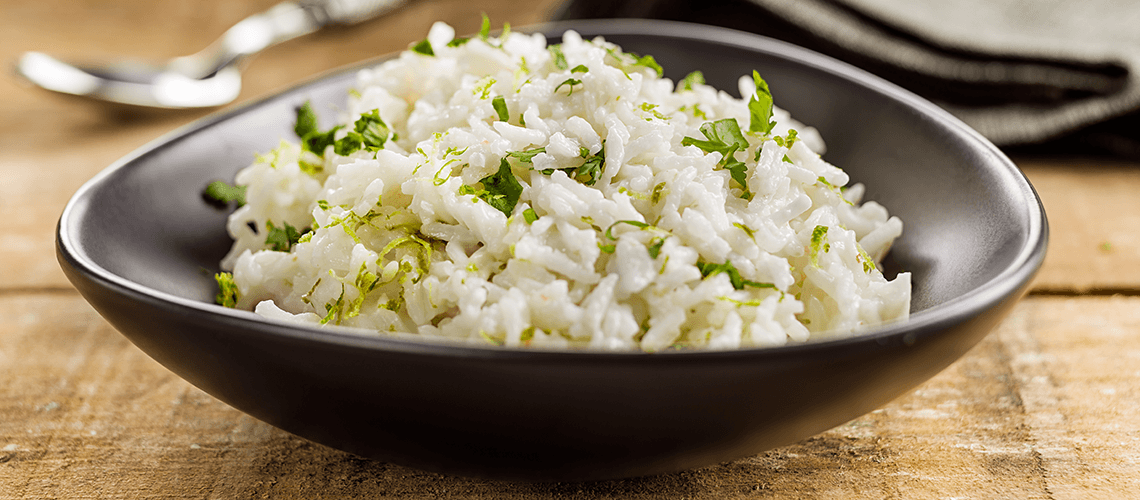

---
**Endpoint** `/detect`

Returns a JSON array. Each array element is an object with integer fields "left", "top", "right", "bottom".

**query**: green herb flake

[
  {"left": 570, "top": 64, "right": 589, "bottom": 73},
  {"left": 748, "top": 70, "right": 776, "bottom": 135},
  {"left": 459, "top": 157, "right": 523, "bottom": 217},
  {"left": 604, "top": 219, "right": 651, "bottom": 240},
  {"left": 333, "top": 109, "right": 390, "bottom": 156},
  {"left": 555, "top": 78, "right": 582, "bottom": 95},
  {"left": 773, "top": 129, "right": 799, "bottom": 148},
  {"left": 810, "top": 225, "right": 829, "bottom": 267},
  {"left": 265, "top": 220, "right": 303, "bottom": 252},
  {"left": 478, "top": 13, "right": 491, "bottom": 41},
  {"left": 214, "top": 272, "right": 239, "bottom": 308},
  {"left": 523, "top": 207, "right": 538, "bottom": 224},
  {"left": 447, "top": 36, "right": 470, "bottom": 47},
  {"left": 647, "top": 237, "right": 666, "bottom": 259},
  {"left": 548, "top": 44, "right": 568, "bottom": 70},
  {"left": 680, "top": 70, "right": 705, "bottom": 91},
  {"left": 733, "top": 222, "right": 755, "bottom": 239},
  {"left": 696, "top": 260, "right": 777, "bottom": 291},
  {"left": 294, "top": 101, "right": 319, "bottom": 139},
  {"left": 856, "top": 244, "right": 877, "bottom": 273},
  {"left": 681, "top": 118, "right": 752, "bottom": 199},
  {"left": 650, "top": 182, "right": 667, "bottom": 204},
  {"left": 507, "top": 147, "right": 546, "bottom": 164},
  {"left": 631, "top": 53, "right": 663, "bottom": 76},
  {"left": 411, "top": 38, "right": 434, "bottom": 56},
  {"left": 492, "top": 95, "right": 509, "bottom": 122},
  {"left": 202, "top": 180, "right": 246, "bottom": 207}
]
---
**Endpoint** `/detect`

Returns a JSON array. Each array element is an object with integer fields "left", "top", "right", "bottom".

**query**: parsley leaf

[
  {"left": 681, "top": 118, "right": 752, "bottom": 198},
  {"left": 479, "top": 13, "right": 491, "bottom": 41},
  {"left": 294, "top": 101, "right": 319, "bottom": 139},
  {"left": 507, "top": 147, "right": 545, "bottom": 164},
  {"left": 679, "top": 70, "right": 705, "bottom": 91},
  {"left": 294, "top": 101, "right": 342, "bottom": 155},
  {"left": 548, "top": 44, "right": 568, "bottom": 70},
  {"left": 575, "top": 145, "right": 605, "bottom": 185},
  {"left": 265, "top": 220, "right": 303, "bottom": 252},
  {"left": 411, "top": 39, "right": 434, "bottom": 56},
  {"left": 492, "top": 95, "right": 509, "bottom": 122},
  {"left": 459, "top": 157, "right": 523, "bottom": 217},
  {"left": 215, "top": 272, "right": 239, "bottom": 308},
  {"left": 748, "top": 70, "right": 776, "bottom": 135},
  {"left": 647, "top": 237, "right": 666, "bottom": 259},
  {"left": 696, "top": 260, "right": 777, "bottom": 291},
  {"left": 555, "top": 78, "right": 582, "bottom": 95},
  {"left": 334, "top": 109, "right": 389, "bottom": 155},
  {"left": 632, "top": 53, "right": 663, "bottom": 77},
  {"left": 202, "top": 180, "right": 246, "bottom": 207}
]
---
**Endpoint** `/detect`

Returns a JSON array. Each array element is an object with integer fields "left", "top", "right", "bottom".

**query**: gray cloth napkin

[{"left": 557, "top": 0, "right": 1140, "bottom": 156}]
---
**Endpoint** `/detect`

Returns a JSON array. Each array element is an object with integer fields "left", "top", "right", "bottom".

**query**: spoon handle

[{"left": 305, "top": 0, "right": 408, "bottom": 26}]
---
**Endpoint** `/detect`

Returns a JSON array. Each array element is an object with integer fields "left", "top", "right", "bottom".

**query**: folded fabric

[{"left": 557, "top": 0, "right": 1140, "bottom": 156}]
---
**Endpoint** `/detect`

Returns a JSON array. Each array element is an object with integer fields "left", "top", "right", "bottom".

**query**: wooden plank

[
  {"left": 1017, "top": 159, "right": 1140, "bottom": 292},
  {"left": 2, "top": 294, "right": 1137, "bottom": 498}
]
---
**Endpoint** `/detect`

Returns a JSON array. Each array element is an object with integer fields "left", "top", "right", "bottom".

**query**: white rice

[{"left": 219, "top": 22, "right": 911, "bottom": 351}]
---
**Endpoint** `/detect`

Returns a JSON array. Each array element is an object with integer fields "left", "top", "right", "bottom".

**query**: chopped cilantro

[
  {"left": 411, "top": 39, "right": 434, "bottom": 56},
  {"left": 265, "top": 220, "right": 303, "bottom": 252},
  {"left": 214, "top": 272, "right": 239, "bottom": 308},
  {"left": 520, "top": 326, "right": 535, "bottom": 343},
  {"left": 478, "top": 13, "right": 491, "bottom": 41},
  {"left": 447, "top": 36, "right": 470, "bottom": 47},
  {"left": 202, "top": 180, "right": 246, "bottom": 207},
  {"left": 492, "top": 95, "right": 509, "bottom": 122},
  {"left": 604, "top": 219, "right": 651, "bottom": 240},
  {"left": 529, "top": 144, "right": 604, "bottom": 186},
  {"left": 294, "top": 101, "right": 342, "bottom": 155},
  {"left": 696, "top": 260, "right": 777, "bottom": 291},
  {"left": 810, "top": 225, "right": 829, "bottom": 267},
  {"left": 523, "top": 207, "right": 538, "bottom": 224},
  {"left": 647, "top": 237, "right": 666, "bottom": 259},
  {"left": 733, "top": 222, "right": 755, "bottom": 239},
  {"left": 748, "top": 70, "right": 776, "bottom": 135},
  {"left": 548, "top": 44, "right": 568, "bottom": 70},
  {"left": 604, "top": 47, "right": 664, "bottom": 77},
  {"left": 459, "top": 157, "right": 523, "bottom": 217},
  {"left": 507, "top": 147, "right": 545, "bottom": 164},
  {"left": 574, "top": 145, "right": 605, "bottom": 185},
  {"left": 680, "top": 70, "right": 705, "bottom": 91},
  {"left": 682, "top": 118, "right": 752, "bottom": 199},
  {"left": 555, "top": 78, "right": 582, "bottom": 95},
  {"left": 333, "top": 109, "right": 390, "bottom": 156},
  {"left": 294, "top": 101, "right": 319, "bottom": 139},
  {"left": 570, "top": 64, "right": 589, "bottom": 73},
  {"left": 598, "top": 242, "right": 616, "bottom": 253}
]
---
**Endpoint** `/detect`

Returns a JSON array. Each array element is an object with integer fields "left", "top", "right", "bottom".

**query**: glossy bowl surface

[{"left": 57, "top": 20, "right": 1047, "bottom": 481}]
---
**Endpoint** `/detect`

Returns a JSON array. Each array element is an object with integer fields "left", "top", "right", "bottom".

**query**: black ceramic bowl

[{"left": 57, "top": 20, "right": 1047, "bottom": 481}]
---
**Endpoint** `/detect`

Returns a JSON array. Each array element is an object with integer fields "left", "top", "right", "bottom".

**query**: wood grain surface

[{"left": 2, "top": 0, "right": 1138, "bottom": 498}]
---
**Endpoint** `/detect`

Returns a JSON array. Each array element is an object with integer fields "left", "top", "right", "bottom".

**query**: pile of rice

[{"left": 218, "top": 22, "right": 911, "bottom": 351}]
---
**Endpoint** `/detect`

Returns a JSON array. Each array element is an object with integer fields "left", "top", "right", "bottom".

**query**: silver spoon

[{"left": 16, "top": 0, "right": 405, "bottom": 109}]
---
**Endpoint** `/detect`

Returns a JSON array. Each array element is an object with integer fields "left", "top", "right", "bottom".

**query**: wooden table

[{"left": 2, "top": 1, "right": 1138, "bottom": 498}]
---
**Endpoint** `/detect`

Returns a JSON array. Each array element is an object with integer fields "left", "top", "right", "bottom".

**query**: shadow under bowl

[{"left": 57, "top": 20, "right": 1047, "bottom": 481}]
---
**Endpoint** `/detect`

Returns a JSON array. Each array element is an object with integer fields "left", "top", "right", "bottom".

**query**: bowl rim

[{"left": 57, "top": 18, "right": 1048, "bottom": 362}]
